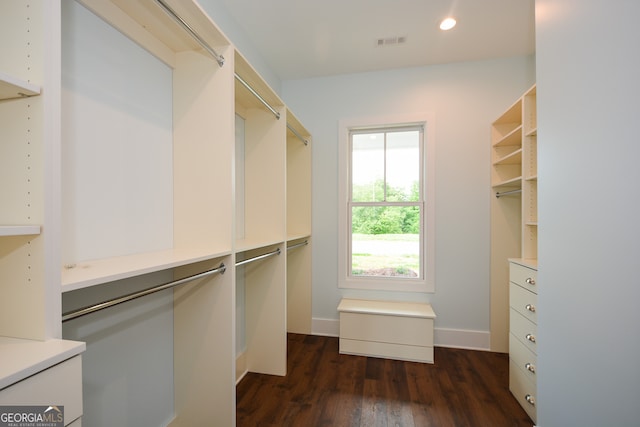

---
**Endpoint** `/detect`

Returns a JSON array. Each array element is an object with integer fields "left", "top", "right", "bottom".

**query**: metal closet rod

[
  {"left": 61, "top": 263, "right": 226, "bottom": 322},
  {"left": 234, "top": 73, "right": 281, "bottom": 120},
  {"left": 287, "top": 124, "right": 309, "bottom": 146},
  {"left": 154, "top": 0, "right": 225, "bottom": 67},
  {"left": 496, "top": 189, "right": 522, "bottom": 198},
  {"left": 235, "top": 247, "right": 281, "bottom": 267},
  {"left": 287, "top": 240, "right": 309, "bottom": 251}
]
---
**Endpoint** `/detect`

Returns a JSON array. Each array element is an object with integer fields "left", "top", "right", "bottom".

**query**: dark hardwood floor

[{"left": 236, "top": 334, "right": 534, "bottom": 427}]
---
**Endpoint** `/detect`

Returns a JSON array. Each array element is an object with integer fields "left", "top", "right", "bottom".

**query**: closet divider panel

[
  {"left": 286, "top": 237, "right": 312, "bottom": 334},
  {"left": 241, "top": 244, "right": 287, "bottom": 376},
  {"left": 0, "top": 0, "right": 57, "bottom": 340},
  {"left": 172, "top": 255, "right": 234, "bottom": 427},
  {"left": 171, "top": 44, "right": 235, "bottom": 426},
  {"left": 285, "top": 110, "right": 312, "bottom": 334}
]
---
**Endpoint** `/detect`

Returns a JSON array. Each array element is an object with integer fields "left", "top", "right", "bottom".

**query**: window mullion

[{"left": 383, "top": 131, "right": 387, "bottom": 202}]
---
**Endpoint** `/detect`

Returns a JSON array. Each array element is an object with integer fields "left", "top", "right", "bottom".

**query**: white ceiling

[{"left": 221, "top": 0, "right": 536, "bottom": 80}]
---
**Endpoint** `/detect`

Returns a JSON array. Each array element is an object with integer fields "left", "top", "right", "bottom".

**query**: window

[{"left": 338, "top": 114, "right": 435, "bottom": 292}]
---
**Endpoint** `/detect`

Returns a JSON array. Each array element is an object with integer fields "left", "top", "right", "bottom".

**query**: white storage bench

[{"left": 337, "top": 298, "right": 436, "bottom": 363}]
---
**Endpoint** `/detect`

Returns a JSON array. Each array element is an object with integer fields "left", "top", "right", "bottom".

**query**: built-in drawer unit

[
  {"left": 337, "top": 299, "right": 436, "bottom": 363},
  {"left": 509, "top": 259, "right": 538, "bottom": 424},
  {"left": 0, "top": 355, "right": 83, "bottom": 426}
]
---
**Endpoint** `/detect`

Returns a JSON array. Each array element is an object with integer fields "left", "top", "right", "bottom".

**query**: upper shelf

[
  {"left": 234, "top": 51, "right": 283, "bottom": 113},
  {"left": 77, "top": 0, "right": 230, "bottom": 68},
  {"left": 0, "top": 72, "right": 40, "bottom": 100}
]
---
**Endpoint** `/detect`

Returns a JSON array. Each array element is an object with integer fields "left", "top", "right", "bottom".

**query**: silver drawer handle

[
  {"left": 525, "top": 362, "right": 536, "bottom": 373},
  {"left": 525, "top": 304, "right": 536, "bottom": 313},
  {"left": 525, "top": 277, "right": 536, "bottom": 285},
  {"left": 526, "top": 334, "right": 536, "bottom": 343},
  {"left": 525, "top": 394, "right": 536, "bottom": 406}
]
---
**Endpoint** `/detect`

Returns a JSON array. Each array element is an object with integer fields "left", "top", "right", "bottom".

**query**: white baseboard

[
  {"left": 311, "top": 318, "right": 490, "bottom": 352},
  {"left": 312, "top": 317, "right": 340, "bottom": 337},
  {"left": 433, "top": 327, "right": 490, "bottom": 351},
  {"left": 235, "top": 351, "right": 247, "bottom": 384}
]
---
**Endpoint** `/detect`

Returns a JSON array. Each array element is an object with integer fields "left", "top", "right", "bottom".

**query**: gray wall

[
  {"left": 536, "top": 0, "right": 640, "bottom": 424},
  {"left": 283, "top": 56, "right": 535, "bottom": 346}
]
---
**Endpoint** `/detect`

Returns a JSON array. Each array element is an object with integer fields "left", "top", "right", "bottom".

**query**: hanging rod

[
  {"left": 235, "top": 247, "right": 281, "bottom": 267},
  {"left": 154, "top": 0, "right": 225, "bottom": 67},
  {"left": 287, "top": 124, "right": 309, "bottom": 146},
  {"left": 287, "top": 240, "right": 309, "bottom": 251},
  {"left": 234, "top": 73, "right": 281, "bottom": 120},
  {"left": 62, "top": 263, "right": 226, "bottom": 322},
  {"left": 496, "top": 189, "right": 522, "bottom": 198}
]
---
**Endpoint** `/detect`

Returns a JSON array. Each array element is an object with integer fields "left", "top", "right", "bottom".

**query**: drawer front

[
  {"left": 510, "top": 308, "right": 537, "bottom": 354},
  {"left": 0, "top": 355, "right": 82, "bottom": 426},
  {"left": 509, "top": 333, "right": 537, "bottom": 385},
  {"left": 510, "top": 262, "right": 538, "bottom": 294},
  {"left": 340, "top": 312, "right": 433, "bottom": 347},
  {"left": 510, "top": 282, "right": 538, "bottom": 324},
  {"left": 509, "top": 359, "right": 537, "bottom": 423}
]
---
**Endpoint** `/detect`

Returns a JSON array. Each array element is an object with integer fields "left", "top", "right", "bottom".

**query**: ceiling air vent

[{"left": 376, "top": 36, "right": 407, "bottom": 47}]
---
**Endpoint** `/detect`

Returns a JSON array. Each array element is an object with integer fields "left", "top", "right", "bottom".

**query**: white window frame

[{"left": 338, "top": 113, "right": 435, "bottom": 293}]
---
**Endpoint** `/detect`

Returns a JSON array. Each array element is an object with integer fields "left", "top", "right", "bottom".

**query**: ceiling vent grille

[{"left": 376, "top": 36, "right": 407, "bottom": 47}]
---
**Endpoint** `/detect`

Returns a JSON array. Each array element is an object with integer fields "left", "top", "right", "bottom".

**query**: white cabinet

[
  {"left": 0, "top": 338, "right": 85, "bottom": 426},
  {"left": 509, "top": 259, "right": 537, "bottom": 423},
  {"left": 338, "top": 299, "right": 436, "bottom": 363}
]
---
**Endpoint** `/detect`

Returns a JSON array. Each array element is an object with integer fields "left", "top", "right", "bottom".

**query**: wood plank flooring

[{"left": 236, "top": 334, "right": 534, "bottom": 427}]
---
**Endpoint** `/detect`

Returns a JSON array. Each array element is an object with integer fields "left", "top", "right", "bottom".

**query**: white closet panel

[{"left": 61, "top": 0, "right": 173, "bottom": 264}]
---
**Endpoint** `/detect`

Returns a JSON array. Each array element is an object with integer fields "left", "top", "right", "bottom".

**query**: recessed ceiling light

[{"left": 439, "top": 17, "right": 457, "bottom": 31}]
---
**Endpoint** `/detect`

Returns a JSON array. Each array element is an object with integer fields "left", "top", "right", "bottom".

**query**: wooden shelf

[
  {"left": 0, "top": 72, "right": 40, "bottom": 100},
  {"left": 235, "top": 238, "right": 284, "bottom": 254},
  {"left": 61, "top": 247, "right": 232, "bottom": 293},
  {"left": 494, "top": 148, "right": 522, "bottom": 165},
  {"left": 493, "top": 125, "right": 522, "bottom": 147},
  {"left": 0, "top": 225, "right": 41, "bottom": 237},
  {"left": 492, "top": 176, "right": 522, "bottom": 189},
  {"left": 525, "top": 127, "right": 537, "bottom": 137}
]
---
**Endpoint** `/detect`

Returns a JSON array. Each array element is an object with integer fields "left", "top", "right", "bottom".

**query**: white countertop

[{"left": 0, "top": 337, "right": 85, "bottom": 390}]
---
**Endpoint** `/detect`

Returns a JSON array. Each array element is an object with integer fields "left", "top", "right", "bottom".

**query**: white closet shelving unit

[
  {"left": 234, "top": 50, "right": 288, "bottom": 377},
  {"left": 489, "top": 84, "right": 538, "bottom": 350},
  {"left": 2, "top": 0, "right": 313, "bottom": 425},
  {"left": 1, "top": 2, "right": 85, "bottom": 424}
]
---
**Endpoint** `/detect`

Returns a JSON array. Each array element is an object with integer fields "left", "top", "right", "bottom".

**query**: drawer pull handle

[
  {"left": 525, "top": 304, "right": 536, "bottom": 313},
  {"left": 525, "top": 362, "right": 536, "bottom": 373},
  {"left": 526, "top": 334, "right": 536, "bottom": 343},
  {"left": 525, "top": 394, "right": 536, "bottom": 406},
  {"left": 525, "top": 277, "right": 536, "bottom": 285}
]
